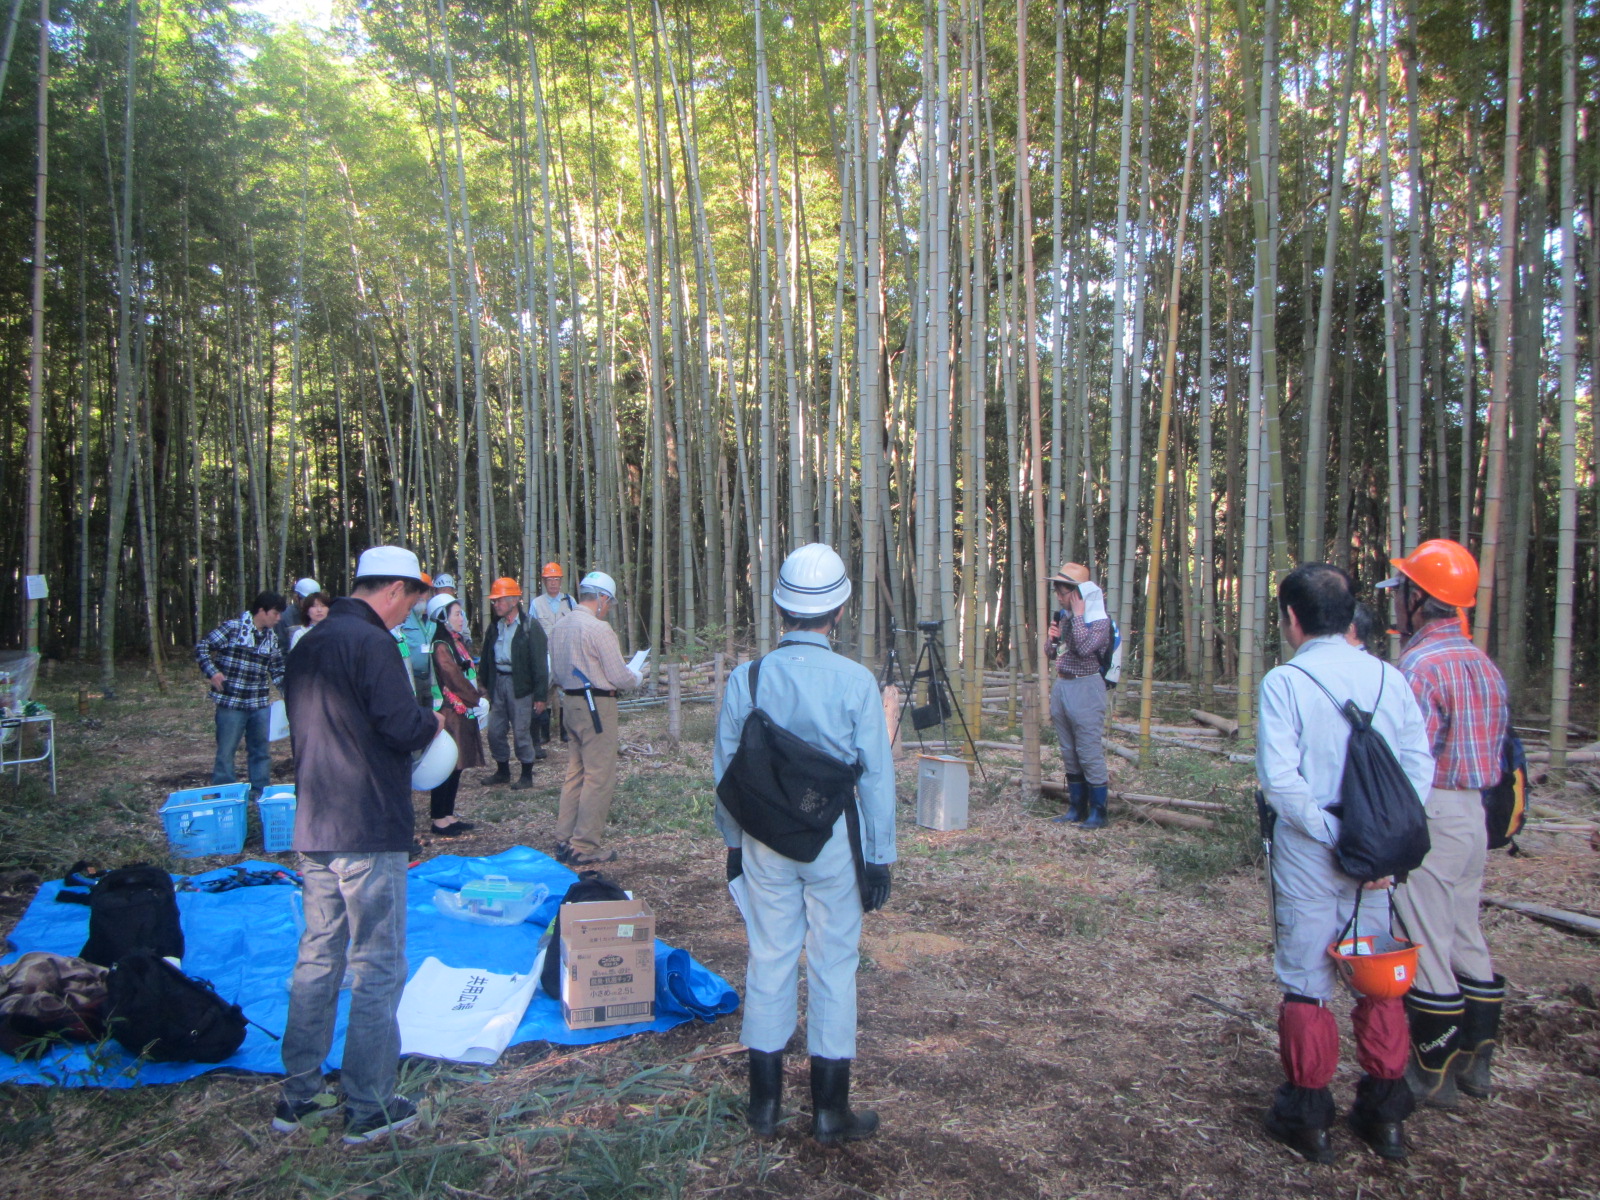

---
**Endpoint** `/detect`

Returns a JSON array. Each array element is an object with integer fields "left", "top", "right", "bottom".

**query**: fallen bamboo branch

[
  {"left": 1189, "top": 993, "right": 1268, "bottom": 1028},
  {"left": 1112, "top": 791, "right": 1230, "bottom": 813},
  {"left": 1121, "top": 804, "right": 1216, "bottom": 831},
  {"left": 1103, "top": 739, "right": 1140, "bottom": 764},
  {"left": 1190, "top": 709, "right": 1240, "bottom": 738},
  {"left": 1482, "top": 894, "right": 1600, "bottom": 937},
  {"left": 1110, "top": 721, "right": 1222, "bottom": 738},
  {"left": 1525, "top": 749, "right": 1600, "bottom": 764}
]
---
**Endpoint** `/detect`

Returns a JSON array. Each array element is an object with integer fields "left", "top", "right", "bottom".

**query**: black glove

[
  {"left": 725, "top": 847, "right": 743, "bottom": 882},
  {"left": 862, "top": 862, "right": 892, "bottom": 912}
]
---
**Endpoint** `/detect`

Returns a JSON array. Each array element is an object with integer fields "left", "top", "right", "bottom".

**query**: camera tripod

[{"left": 880, "top": 620, "right": 985, "bottom": 780}]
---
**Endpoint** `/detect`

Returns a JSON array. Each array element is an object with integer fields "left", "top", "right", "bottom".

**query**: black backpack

[
  {"left": 540, "top": 872, "right": 631, "bottom": 1000},
  {"left": 1482, "top": 730, "right": 1528, "bottom": 850},
  {"left": 79, "top": 865, "right": 184, "bottom": 968},
  {"left": 715, "top": 647, "right": 864, "bottom": 863},
  {"left": 1289, "top": 664, "right": 1432, "bottom": 883},
  {"left": 105, "top": 953, "right": 246, "bottom": 1063}
]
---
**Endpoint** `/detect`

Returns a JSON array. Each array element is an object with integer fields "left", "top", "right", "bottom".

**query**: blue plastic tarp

[{"left": 0, "top": 846, "right": 738, "bottom": 1087}]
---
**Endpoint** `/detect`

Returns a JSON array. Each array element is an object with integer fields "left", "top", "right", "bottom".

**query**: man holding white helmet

[
  {"left": 713, "top": 543, "right": 896, "bottom": 1145},
  {"left": 547, "top": 570, "right": 642, "bottom": 865},
  {"left": 279, "top": 547, "right": 444, "bottom": 1145}
]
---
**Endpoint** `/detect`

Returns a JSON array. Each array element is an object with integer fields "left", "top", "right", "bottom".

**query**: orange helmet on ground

[
  {"left": 1378, "top": 539, "right": 1479, "bottom": 607},
  {"left": 488, "top": 577, "right": 522, "bottom": 600},
  {"left": 541, "top": 562, "right": 564, "bottom": 579}
]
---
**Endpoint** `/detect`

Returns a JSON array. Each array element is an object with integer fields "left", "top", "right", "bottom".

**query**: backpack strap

[{"left": 1286, "top": 662, "right": 1385, "bottom": 731}]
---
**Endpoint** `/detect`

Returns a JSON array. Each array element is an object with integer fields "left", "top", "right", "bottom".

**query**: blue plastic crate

[
  {"left": 257, "top": 785, "right": 297, "bottom": 853},
  {"left": 159, "top": 784, "right": 248, "bottom": 858}
]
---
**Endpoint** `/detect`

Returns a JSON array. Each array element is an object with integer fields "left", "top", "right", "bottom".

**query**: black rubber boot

[
  {"left": 1454, "top": 973, "right": 1506, "bottom": 1098},
  {"left": 747, "top": 1049, "right": 783, "bottom": 1136},
  {"left": 485, "top": 761, "right": 511, "bottom": 786},
  {"left": 1404, "top": 989, "right": 1464, "bottom": 1108},
  {"left": 510, "top": 762, "right": 535, "bottom": 791},
  {"left": 534, "top": 710, "right": 551, "bottom": 760},
  {"left": 1052, "top": 774, "right": 1088, "bottom": 824},
  {"left": 1079, "top": 784, "right": 1110, "bottom": 830},
  {"left": 810, "top": 1057, "right": 878, "bottom": 1145}
]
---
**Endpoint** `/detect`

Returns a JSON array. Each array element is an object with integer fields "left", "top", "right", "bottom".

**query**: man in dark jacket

[
  {"left": 479, "top": 576, "right": 549, "bottom": 791},
  {"left": 276, "top": 546, "right": 442, "bottom": 1146}
]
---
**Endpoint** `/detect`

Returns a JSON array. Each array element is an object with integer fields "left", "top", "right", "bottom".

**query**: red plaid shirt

[{"left": 1397, "top": 618, "right": 1509, "bottom": 789}]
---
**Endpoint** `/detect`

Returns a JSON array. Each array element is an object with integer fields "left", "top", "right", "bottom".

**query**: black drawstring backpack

[
  {"left": 1289, "top": 664, "right": 1432, "bottom": 883},
  {"left": 715, "top": 645, "right": 864, "bottom": 864}
]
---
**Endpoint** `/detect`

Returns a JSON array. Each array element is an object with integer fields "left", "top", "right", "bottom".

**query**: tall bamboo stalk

[
  {"left": 1548, "top": 0, "right": 1576, "bottom": 773},
  {"left": 1138, "top": 29, "right": 1201, "bottom": 760},
  {"left": 1473, "top": 0, "right": 1524, "bottom": 647}
]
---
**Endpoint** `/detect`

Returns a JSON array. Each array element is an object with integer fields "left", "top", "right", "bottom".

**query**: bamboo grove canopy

[{"left": 0, "top": 0, "right": 1596, "bottom": 745}]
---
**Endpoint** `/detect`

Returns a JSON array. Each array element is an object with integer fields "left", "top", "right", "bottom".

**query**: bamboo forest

[{"left": 1, "top": 0, "right": 1597, "bottom": 745}]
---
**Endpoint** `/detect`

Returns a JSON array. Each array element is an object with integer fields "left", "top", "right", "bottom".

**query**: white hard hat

[
  {"left": 294, "top": 577, "right": 321, "bottom": 598},
  {"left": 426, "top": 593, "right": 458, "bottom": 623},
  {"left": 433, "top": 573, "right": 456, "bottom": 590},
  {"left": 773, "top": 543, "right": 852, "bottom": 615},
  {"left": 579, "top": 570, "right": 617, "bottom": 599},
  {"left": 355, "top": 546, "right": 425, "bottom": 582},
  {"left": 411, "top": 728, "right": 460, "bottom": 790}
]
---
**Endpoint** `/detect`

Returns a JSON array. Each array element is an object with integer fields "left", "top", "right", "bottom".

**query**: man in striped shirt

[{"left": 1378, "top": 539, "right": 1510, "bottom": 1109}]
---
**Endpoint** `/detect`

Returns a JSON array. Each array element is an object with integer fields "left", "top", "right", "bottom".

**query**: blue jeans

[
  {"left": 213, "top": 705, "right": 271, "bottom": 795},
  {"left": 281, "top": 852, "right": 409, "bottom": 1122}
]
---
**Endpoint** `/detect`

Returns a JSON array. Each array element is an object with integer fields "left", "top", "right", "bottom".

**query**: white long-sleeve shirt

[{"left": 1256, "top": 635, "right": 1435, "bottom": 848}]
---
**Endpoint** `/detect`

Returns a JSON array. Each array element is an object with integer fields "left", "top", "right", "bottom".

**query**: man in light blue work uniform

[{"left": 713, "top": 543, "right": 896, "bottom": 1145}]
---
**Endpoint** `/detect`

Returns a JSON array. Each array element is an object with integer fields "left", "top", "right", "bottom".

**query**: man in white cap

[
  {"left": 713, "top": 543, "right": 896, "bottom": 1145},
  {"left": 278, "top": 547, "right": 443, "bottom": 1145},
  {"left": 547, "top": 570, "right": 641, "bottom": 865}
]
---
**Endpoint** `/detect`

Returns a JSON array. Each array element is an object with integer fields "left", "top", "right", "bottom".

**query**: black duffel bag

[{"left": 716, "top": 647, "right": 864, "bottom": 863}]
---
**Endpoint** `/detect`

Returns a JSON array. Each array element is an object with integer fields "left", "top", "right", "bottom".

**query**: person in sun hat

[
  {"left": 278, "top": 546, "right": 443, "bottom": 1146},
  {"left": 548, "top": 570, "right": 641, "bottom": 865},
  {"left": 713, "top": 543, "right": 896, "bottom": 1146},
  {"left": 1256, "top": 563, "right": 1434, "bottom": 1164},
  {"left": 1377, "top": 540, "right": 1511, "bottom": 1109},
  {"left": 1044, "top": 561, "right": 1114, "bottom": 828}
]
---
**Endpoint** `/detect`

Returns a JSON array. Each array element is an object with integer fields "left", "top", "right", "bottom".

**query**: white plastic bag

[
  {"left": 268, "top": 700, "right": 290, "bottom": 742},
  {"left": 396, "top": 957, "right": 539, "bottom": 1065}
]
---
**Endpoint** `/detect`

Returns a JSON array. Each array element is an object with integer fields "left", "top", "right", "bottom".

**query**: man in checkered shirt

[
  {"left": 1378, "top": 540, "right": 1510, "bottom": 1110},
  {"left": 195, "top": 591, "right": 288, "bottom": 798}
]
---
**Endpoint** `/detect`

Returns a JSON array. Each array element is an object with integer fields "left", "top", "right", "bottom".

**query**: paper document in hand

[
  {"left": 397, "top": 957, "right": 540, "bottom": 1065},
  {"left": 628, "top": 649, "right": 650, "bottom": 675},
  {"left": 727, "top": 874, "right": 749, "bottom": 922}
]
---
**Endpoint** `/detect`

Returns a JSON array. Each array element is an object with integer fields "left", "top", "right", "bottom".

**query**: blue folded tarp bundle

[{"left": 0, "top": 846, "right": 738, "bottom": 1088}]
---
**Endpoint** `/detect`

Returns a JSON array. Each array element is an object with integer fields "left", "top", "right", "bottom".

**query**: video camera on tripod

[{"left": 879, "top": 618, "right": 984, "bottom": 778}]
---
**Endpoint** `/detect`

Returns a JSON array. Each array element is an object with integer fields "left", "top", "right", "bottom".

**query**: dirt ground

[{"left": 1, "top": 664, "right": 1598, "bottom": 1200}]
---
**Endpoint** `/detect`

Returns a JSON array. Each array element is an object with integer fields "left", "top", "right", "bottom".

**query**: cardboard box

[{"left": 560, "top": 897, "right": 656, "bottom": 1029}]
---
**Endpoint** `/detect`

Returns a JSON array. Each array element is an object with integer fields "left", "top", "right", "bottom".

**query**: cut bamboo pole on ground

[
  {"left": 1482, "top": 895, "right": 1600, "bottom": 937},
  {"left": 1190, "top": 709, "right": 1240, "bottom": 737}
]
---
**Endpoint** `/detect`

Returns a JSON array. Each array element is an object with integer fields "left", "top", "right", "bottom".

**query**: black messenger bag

[{"left": 716, "top": 647, "right": 864, "bottom": 863}]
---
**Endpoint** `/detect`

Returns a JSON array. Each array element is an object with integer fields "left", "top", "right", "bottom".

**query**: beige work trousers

[
  {"left": 557, "top": 693, "right": 620, "bottom": 856},
  {"left": 1392, "top": 786, "right": 1495, "bottom": 994}
]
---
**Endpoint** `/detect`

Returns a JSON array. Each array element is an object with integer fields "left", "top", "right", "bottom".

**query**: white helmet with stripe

[{"left": 773, "top": 544, "right": 852, "bottom": 615}]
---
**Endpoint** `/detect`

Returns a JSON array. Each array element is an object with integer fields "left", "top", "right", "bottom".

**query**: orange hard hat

[
  {"left": 419, "top": 572, "right": 433, "bottom": 587},
  {"left": 1329, "top": 928, "right": 1422, "bottom": 1001},
  {"left": 488, "top": 576, "right": 522, "bottom": 600},
  {"left": 1379, "top": 539, "right": 1479, "bottom": 607},
  {"left": 541, "top": 562, "right": 564, "bottom": 579}
]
